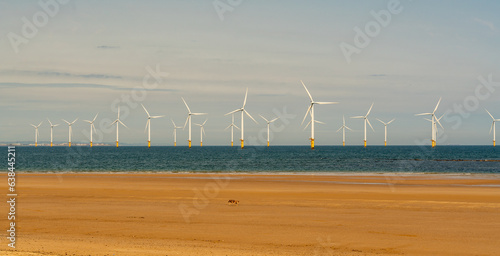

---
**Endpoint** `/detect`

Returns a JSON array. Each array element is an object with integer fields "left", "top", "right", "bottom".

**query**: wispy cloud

[
  {"left": 0, "top": 82, "right": 176, "bottom": 92},
  {"left": 0, "top": 69, "right": 123, "bottom": 80},
  {"left": 473, "top": 18, "right": 496, "bottom": 32},
  {"left": 97, "top": 45, "right": 120, "bottom": 49}
]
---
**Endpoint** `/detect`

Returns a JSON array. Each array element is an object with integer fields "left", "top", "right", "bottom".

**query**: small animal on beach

[{"left": 227, "top": 199, "right": 239, "bottom": 205}]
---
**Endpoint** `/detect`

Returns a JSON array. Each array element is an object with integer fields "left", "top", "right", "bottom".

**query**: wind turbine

[
  {"left": 171, "top": 119, "right": 183, "bottom": 146},
  {"left": 300, "top": 81, "right": 338, "bottom": 149},
  {"left": 376, "top": 118, "right": 395, "bottom": 146},
  {"left": 30, "top": 121, "right": 43, "bottom": 147},
  {"left": 141, "top": 104, "right": 164, "bottom": 148},
  {"left": 182, "top": 97, "right": 207, "bottom": 148},
  {"left": 62, "top": 118, "right": 78, "bottom": 147},
  {"left": 110, "top": 107, "right": 128, "bottom": 148},
  {"left": 351, "top": 103, "right": 375, "bottom": 147},
  {"left": 259, "top": 115, "right": 279, "bottom": 147},
  {"left": 336, "top": 115, "right": 352, "bottom": 146},
  {"left": 415, "top": 97, "right": 442, "bottom": 147},
  {"left": 83, "top": 113, "right": 98, "bottom": 147},
  {"left": 224, "top": 113, "right": 239, "bottom": 147},
  {"left": 47, "top": 119, "right": 59, "bottom": 147},
  {"left": 225, "top": 88, "right": 258, "bottom": 149},
  {"left": 194, "top": 119, "right": 207, "bottom": 147},
  {"left": 485, "top": 109, "right": 499, "bottom": 147}
]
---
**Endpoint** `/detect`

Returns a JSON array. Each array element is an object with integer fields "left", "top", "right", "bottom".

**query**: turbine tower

[
  {"left": 259, "top": 115, "right": 279, "bottom": 147},
  {"left": 62, "top": 118, "right": 78, "bottom": 147},
  {"left": 300, "top": 80, "right": 338, "bottom": 149},
  {"left": 194, "top": 119, "right": 207, "bottom": 147},
  {"left": 376, "top": 118, "right": 395, "bottom": 146},
  {"left": 485, "top": 109, "right": 499, "bottom": 147},
  {"left": 336, "top": 115, "right": 352, "bottom": 146},
  {"left": 415, "top": 98, "right": 442, "bottom": 147},
  {"left": 30, "top": 121, "right": 43, "bottom": 147},
  {"left": 351, "top": 103, "right": 375, "bottom": 148},
  {"left": 111, "top": 107, "right": 128, "bottom": 148},
  {"left": 83, "top": 113, "right": 98, "bottom": 147},
  {"left": 171, "top": 119, "right": 183, "bottom": 147},
  {"left": 225, "top": 88, "right": 258, "bottom": 149},
  {"left": 141, "top": 104, "right": 164, "bottom": 148},
  {"left": 182, "top": 97, "right": 207, "bottom": 148},
  {"left": 47, "top": 119, "right": 59, "bottom": 147}
]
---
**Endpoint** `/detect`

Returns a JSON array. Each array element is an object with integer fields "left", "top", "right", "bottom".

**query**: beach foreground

[{"left": 2, "top": 173, "right": 500, "bottom": 256}]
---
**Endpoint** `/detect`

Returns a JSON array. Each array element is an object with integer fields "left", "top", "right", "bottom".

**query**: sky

[{"left": 1, "top": 0, "right": 500, "bottom": 146}]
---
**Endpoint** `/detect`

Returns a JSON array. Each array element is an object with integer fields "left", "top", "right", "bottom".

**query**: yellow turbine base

[
  {"left": 148, "top": 141, "right": 151, "bottom": 148},
  {"left": 116, "top": 141, "right": 119, "bottom": 148},
  {"left": 384, "top": 141, "right": 387, "bottom": 147},
  {"left": 50, "top": 142, "right": 53, "bottom": 147},
  {"left": 90, "top": 142, "right": 93, "bottom": 147},
  {"left": 267, "top": 141, "right": 269, "bottom": 147},
  {"left": 200, "top": 142, "right": 203, "bottom": 147},
  {"left": 494, "top": 141, "right": 496, "bottom": 147},
  {"left": 69, "top": 142, "right": 71, "bottom": 147},
  {"left": 188, "top": 140, "right": 191, "bottom": 148},
  {"left": 343, "top": 141, "right": 345, "bottom": 147},
  {"left": 174, "top": 142, "right": 176, "bottom": 147},
  {"left": 311, "top": 138, "right": 314, "bottom": 150},
  {"left": 35, "top": 142, "right": 37, "bottom": 147},
  {"left": 364, "top": 140, "right": 366, "bottom": 148},
  {"left": 431, "top": 140, "right": 435, "bottom": 148},
  {"left": 231, "top": 141, "right": 233, "bottom": 147},
  {"left": 241, "top": 139, "right": 244, "bottom": 149}
]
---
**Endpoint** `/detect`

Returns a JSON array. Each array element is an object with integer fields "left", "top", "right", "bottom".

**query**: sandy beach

[{"left": 1, "top": 173, "right": 500, "bottom": 256}]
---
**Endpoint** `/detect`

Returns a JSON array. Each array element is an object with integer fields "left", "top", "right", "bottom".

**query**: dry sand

[{"left": 1, "top": 173, "right": 500, "bottom": 256}]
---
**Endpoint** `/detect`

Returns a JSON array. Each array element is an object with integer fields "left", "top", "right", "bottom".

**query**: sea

[{"left": 11, "top": 146, "right": 500, "bottom": 174}]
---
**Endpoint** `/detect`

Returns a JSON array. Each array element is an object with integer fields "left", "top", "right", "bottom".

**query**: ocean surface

[{"left": 10, "top": 146, "right": 500, "bottom": 174}]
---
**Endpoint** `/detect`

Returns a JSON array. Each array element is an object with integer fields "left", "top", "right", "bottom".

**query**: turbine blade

[
  {"left": 435, "top": 117, "right": 444, "bottom": 130},
  {"left": 141, "top": 104, "right": 150, "bottom": 117},
  {"left": 110, "top": 120, "right": 118, "bottom": 125},
  {"left": 144, "top": 120, "right": 150, "bottom": 133},
  {"left": 376, "top": 118, "right": 385, "bottom": 125},
  {"left": 304, "top": 120, "right": 312, "bottom": 130},
  {"left": 336, "top": 126, "right": 343, "bottom": 132},
  {"left": 387, "top": 118, "right": 396, "bottom": 124},
  {"left": 415, "top": 113, "right": 432, "bottom": 116},
  {"left": 183, "top": 116, "right": 189, "bottom": 130},
  {"left": 47, "top": 118, "right": 53, "bottom": 126},
  {"left": 191, "top": 113, "right": 208, "bottom": 116},
  {"left": 485, "top": 108, "right": 495, "bottom": 120},
  {"left": 243, "top": 88, "right": 248, "bottom": 108},
  {"left": 490, "top": 122, "right": 494, "bottom": 134},
  {"left": 351, "top": 116, "right": 364, "bottom": 119},
  {"left": 71, "top": 118, "right": 78, "bottom": 124},
  {"left": 83, "top": 120, "right": 92, "bottom": 123},
  {"left": 202, "top": 119, "right": 207, "bottom": 126},
  {"left": 30, "top": 124, "right": 36, "bottom": 128},
  {"left": 151, "top": 115, "right": 165, "bottom": 119},
  {"left": 225, "top": 109, "right": 240, "bottom": 116},
  {"left": 181, "top": 97, "right": 191, "bottom": 113},
  {"left": 62, "top": 119, "right": 70, "bottom": 125},
  {"left": 346, "top": 126, "right": 353, "bottom": 131},
  {"left": 92, "top": 124, "right": 97, "bottom": 133},
  {"left": 171, "top": 119, "right": 176, "bottom": 127},
  {"left": 315, "top": 102, "right": 338, "bottom": 105},
  {"left": 433, "top": 97, "right": 442, "bottom": 114},
  {"left": 224, "top": 124, "right": 232, "bottom": 130},
  {"left": 202, "top": 127, "right": 206, "bottom": 136},
  {"left": 270, "top": 117, "right": 279, "bottom": 123},
  {"left": 300, "top": 80, "right": 314, "bottom": 102},
  {"left": 233, "top": 124, "right": 240, "bottom": 130},
  {"left": 301, "top": 104, "right": 312, "bottom": 125},
  {"left": 424, "top": 118, "right": 432, "bottom": 122},
  {"left": 367, "top": 118, "right": 375, "bottom": 132},
  {"left": 315, "top": 120, "right": 325, "bottom": 125},
  {"left": 244, "top": 109, "right": 258, "bottom": 124},
  {"left": 119, "top": 120, "right": 128, "bottom": 128},
  {"left": 259, "top": 114, "right": 269, "bottom": 123},
  {"left": 93, "top": 113, "right": 99, "bottom": 122},
  {"left": 366, "top": 102, "right": 374, "bottom": 116},
  {"left": 37, "top": 121, "right": 43, "bottom": 127}
]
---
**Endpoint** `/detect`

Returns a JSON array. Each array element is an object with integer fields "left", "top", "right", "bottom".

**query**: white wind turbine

[
  {"left": 194, "top": 119, "right": 207, "bottom": 147},
  {"left": 141, "top": 104, "right": 164, "bottom": 148},
  {"left": 351, "top": 103, "right": 375, "bottom": 148},
  {"left": 225, "top": 88, "right": 258, "bottom": 149},
  {"left": 301, "top": 80, "right": 338, "bottom": 149},
  {"left": 336, "top": 115, "right": 352, "bottom": 146},
  {"left": 62, "top": 118, "right": 78, "bottom": 147},
  {"left": 30, "top": 121, "right": 43, "bottom": 147},
  {"left": 224, "top": 114, "right": 239, "bottom": 147},
  {"left": 259, "top": 115, "right": 279, "bottom": 147},
  {"left": 182, "top": 97, "right": 207, "bottom": 148},
  {"left": 485, "top": 109, "right": 499, "bottom": 147},
  {"left": 376, "top": 118, "right": 395, "bottom": 146},
  {"left": 171, "top": 119, "right": 183, "bottom": 147},
  {"left": 111, "top": 107, "right": 128, "bottom": 148},
  {"left": 415, "top": 97, "right": 442, "bottom": 147},
  {"left": 83, "top": 113, "right": 98, "bottom": 147},
  {"left": 47, "top": 119, "right": 59, "bottom": 147}
]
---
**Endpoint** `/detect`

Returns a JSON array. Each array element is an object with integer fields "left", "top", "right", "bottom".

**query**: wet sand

[{"left": 1, "top": 173, "right": 500, "bottom": 256}]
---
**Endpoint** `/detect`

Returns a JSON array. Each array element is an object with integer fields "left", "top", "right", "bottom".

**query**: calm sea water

[{"left": 10, "top": 146, "right": 500, "bottom": 174}]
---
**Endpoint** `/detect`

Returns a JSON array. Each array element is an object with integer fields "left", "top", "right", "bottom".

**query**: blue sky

[{"left": 1, "top": 0, "right": 500, "bottom": 146}]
